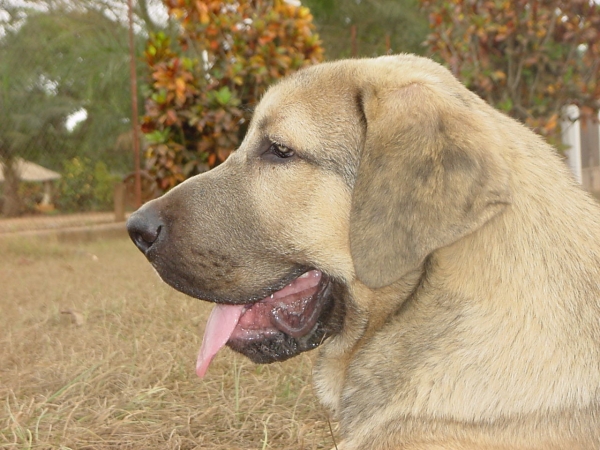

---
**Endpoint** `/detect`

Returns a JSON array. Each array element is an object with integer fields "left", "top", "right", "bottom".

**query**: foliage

[
  {"left": 17, "top": 182, "right": 44, "bottom": 214},
  {"left": 0, "top": 16, "right": 79, "bottom": 216},
  {"left": 0, "top": 6, "right": 150, "bottom": 215},
  {"left": 303, "top": 0, "right": 429, "bottom": 58},
  {"left": 0, "top": 10, "right": 141, "bottom": 169},
  {"left": 142, "top": 0, "right": 323, "bottom": 191},
  {"left": 56, "top": 157, "right": 119, "bottom": 212},
  {"left": 0, "top": 0, "right": 167, "bottom": 38},
  {"left": 421, "top": 0, "right": 600, "bottom": 146}
]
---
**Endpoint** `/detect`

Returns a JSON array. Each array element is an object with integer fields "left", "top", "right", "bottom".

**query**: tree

[
  {"left": 141, "top": 0, "right": 323, "bottom": 191},
  {"left": 0, "top": 6, "right": 148, "bottom": 215},
  {"left": 0, "top": 12, "right": 80, "bottom": 215},
  {"left": 421, "top": 0, "right": 600, "bottom": 145},
  {"left": 302, "top": 0, "right": 429, "bottom": 58},
  {"left": 0, "top": 0, "right": 167, "bottom": 36}
]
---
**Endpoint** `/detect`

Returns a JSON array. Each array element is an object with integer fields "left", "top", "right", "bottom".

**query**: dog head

[{"left": 127, "top": 55, "right": 510, "bottom": 376}]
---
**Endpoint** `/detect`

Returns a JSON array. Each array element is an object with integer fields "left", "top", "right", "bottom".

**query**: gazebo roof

[{"left": 0, "top": 158, "right": 61, "bottom": 182}]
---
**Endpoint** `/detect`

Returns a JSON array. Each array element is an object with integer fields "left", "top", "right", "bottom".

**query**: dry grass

[{"left": 0, "top": 237, "right": 337, "bottom": 449}]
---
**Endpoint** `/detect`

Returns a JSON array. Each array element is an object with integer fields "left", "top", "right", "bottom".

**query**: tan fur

[{"left": 134, "top": 55, "right": 600, "bottom": 449}]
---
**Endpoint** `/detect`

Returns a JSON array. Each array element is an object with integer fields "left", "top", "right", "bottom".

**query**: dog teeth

[{"left": 299, "top": 272, "right": 311, "bottom": 278}]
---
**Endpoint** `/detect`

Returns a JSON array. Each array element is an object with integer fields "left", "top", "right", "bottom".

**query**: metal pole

[
  {"left": 385, "top": 32, "right": 391, "bottom": 55},
  {"left": 351, "top": 24, "right": 357, "bottom": 57},
  {"left": 128, "top": 0, "right": 142, "bottom": 209}
]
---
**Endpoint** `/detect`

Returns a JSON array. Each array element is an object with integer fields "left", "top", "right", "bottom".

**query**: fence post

[
  {"left": 128, "top": 0, "right": 142, "bottom": 209},
  {"left": 561, "top": 104, "right": 582, "bottom": 184},
  {"left": 114, "top": 183, "right": 126, "bottom": 222}
]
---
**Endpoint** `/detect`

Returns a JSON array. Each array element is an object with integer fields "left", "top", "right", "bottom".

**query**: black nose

[{"left": 126, "top": 206, "right": 164, "bottom": 254}]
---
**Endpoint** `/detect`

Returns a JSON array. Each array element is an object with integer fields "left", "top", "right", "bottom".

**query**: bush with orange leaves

[
  {"left": 142, "top": 0, "right": 323, "bottom": 191},
  {"left": 421, "top": 0, "right": 600, "bottom": 147}
]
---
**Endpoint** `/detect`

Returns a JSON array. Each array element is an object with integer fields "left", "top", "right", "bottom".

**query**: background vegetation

[
  {"left": 142, "top": 0, "right": 599, "bottom": 192},
  {"left": 303, "top": 0, "right": 429, "bottom": 58},
  {"left": 0, "top": 0, "right": 156, "bottom": 216},
  {"left": 141, "top": 0, "right": 324, "bottom": 190},
  {"left": 1, "top": 0, "right": 599, "bottom": 211},
  {"left": 421, "top": 0, "right": 600, "bottom": 147}
]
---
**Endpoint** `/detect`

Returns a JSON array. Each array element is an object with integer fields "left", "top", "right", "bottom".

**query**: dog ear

[{"left": 350, "top": 83, "right": 511, "bottom": 289}]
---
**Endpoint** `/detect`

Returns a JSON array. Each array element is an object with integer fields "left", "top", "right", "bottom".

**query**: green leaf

[
  {"left": 214, "top": 87, "right": 232, "bottom": 106},
  {"left": 144, "top": 129, "right": 171, "bottom": 144},
  {"left": 497, "top": 98, "right": 513, "bottom": 112}
]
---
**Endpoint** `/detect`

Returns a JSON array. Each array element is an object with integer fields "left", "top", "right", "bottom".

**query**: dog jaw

[
  {"left": 226, "top": 271, "right": 337, "bottom": 364},
  {"left": 196, "top": 270, "right": 338, "bottom": 375}
]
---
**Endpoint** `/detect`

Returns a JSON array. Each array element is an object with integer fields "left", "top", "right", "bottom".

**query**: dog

[{"left": 127, "top": 54, "right": 600, "bottom": 449}]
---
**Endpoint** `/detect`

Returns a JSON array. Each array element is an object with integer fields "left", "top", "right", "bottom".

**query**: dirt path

[{"left": 0, "top": 212, "right": 127, "bottom": 236}]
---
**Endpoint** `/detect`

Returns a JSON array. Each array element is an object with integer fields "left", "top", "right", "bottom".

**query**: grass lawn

[{"left": 0, "top": 237, "right": 336, "bottom": 449}]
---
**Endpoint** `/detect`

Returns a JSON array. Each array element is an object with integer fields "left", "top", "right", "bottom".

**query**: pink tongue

[
  {"left": 196, "top": 304, "right": 245, "bottom": 378},
  {"left": 195, "top": 271, "right": 322, "bottom": 378}
]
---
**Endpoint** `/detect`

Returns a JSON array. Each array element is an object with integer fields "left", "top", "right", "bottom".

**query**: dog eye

[{"left": 267, "top": 143, "right": 296, "bottom": 159}]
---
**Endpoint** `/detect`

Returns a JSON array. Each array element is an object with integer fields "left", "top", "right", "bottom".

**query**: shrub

[
  {"left": 421, "top": 0, "right": 600, "bottom": 146},
  {"left": 57, "top": 157, "right": 119, "bottom": 212},
  {"left": 141, "top": 0, "right": 324, "bottom": 191}
]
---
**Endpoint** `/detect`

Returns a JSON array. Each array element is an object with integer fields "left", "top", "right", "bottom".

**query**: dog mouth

[{"left": 196, "top": 270, "right": 330, "bottom": 377}]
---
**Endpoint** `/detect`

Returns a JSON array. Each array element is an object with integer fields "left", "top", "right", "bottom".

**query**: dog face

[
  {"left": 127, "top": 63, "right": 364, "bottom": 369},
  {"left": 127, "top": 54, "right": 510, "bottom": 375}
]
